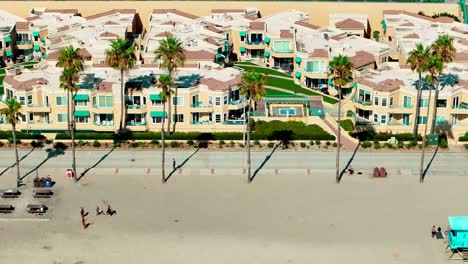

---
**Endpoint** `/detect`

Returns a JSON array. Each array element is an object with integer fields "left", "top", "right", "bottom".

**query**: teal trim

[
  {"left": 149, "top": 94, "right": 161, "bottom": 101},
  {"left": 353, "top": 82, "right": 357, "bottom": 88},
  {"left": 6, "top": 50, "right": 13, "bottom": 56},
  {"left": 4, "top": 36, "right": 11, "bottom": 42},
  {"left": 41, "top": 53, "right": 46, "bottom": 59},
  {"left": 150, "top": 111, "right": 167, "bottom": 118},
  {"left": 239, "top": 47, "right": 246, "bottom": 52},
  {"left": 33, "top": 45, "right": 40, "bottom": 51},
  {"left": 381, "top": 19, "right": 387, "bottom": 31},
  {"left": 264, "top": 51, "right": 270, "bottom": 57},
  {"left": 295, "top": 71, "right": 301, "bottom": 78},
  {"left": 264, "top": 37, "right": 271, "bottom": 44},
  {"left": 74, "top": 110, "right": 90, "bottom": 117},
  {"left": 240, "top": 31, "right": 246, "bottom": 37},
  {"left": 73, "top": 94, "right": 89, "bottom": 101},
  {"left": 32, "top": 31, "right": 40, "bottom": 37},
  {"left": 216, "top": 53, "right": 225, "bottom": 59},
  {"left": 295, "top": 57, "right": 302, "bottom": 64}
]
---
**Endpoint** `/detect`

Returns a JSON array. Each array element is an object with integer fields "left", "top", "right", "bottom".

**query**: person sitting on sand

[{"left": 347, "top": 165, "right": 354, "bottom": 175}]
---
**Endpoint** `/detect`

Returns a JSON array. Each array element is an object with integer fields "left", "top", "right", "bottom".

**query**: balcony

[
  {"left": 94, "top": 120, "right": 114, "bottom": 126},
  {"left": 388, "top": 122, "right": 412, "bottom": 126},
  {"left": 388, "top": 104, "right": 413, "bottom": 113},
  {"left": 191, "top": 102, "right": 212, "bottom": 108},
  {"left": 191, "top": 120, "right": 213, "bottom": 125},
  {"left": 353, "top": 96, "right": 372, "bottom": 106},
  {"left": 223, "top": 120, "right": 244, "bottom": 125},
  {"left": 250, "top": 111, "right": 265, "bottom": 117},
  {"left": 126, "top": 104, "right": 147, "bottom": 114},
  {"left": 16, "top": 40, "right": 33, "bottom": 50},
  {"left": 126, "top": 104, "right": 146, "bottom": 109},
  {"left": 228, "top": 98, "right": 245, "bottom": 105},
  {"left": 126, "top": 121, "right": 147, "bottom": 126},
  {"left": 26, "top": 103, "right": 51, "bottom": 113}
]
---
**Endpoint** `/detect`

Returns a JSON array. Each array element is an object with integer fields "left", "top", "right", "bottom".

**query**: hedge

[
  {"left": 350, "top": 131, "right": 422, "bottom": 141},
  {"left": 56, "top": 132, "right": 114, "bottom": 140},
  {"left": 0, "top": 131, "right": 34, "bottom": 139},
  {"left": 459, "top": 133, "right": 468, "bottom": 142}
]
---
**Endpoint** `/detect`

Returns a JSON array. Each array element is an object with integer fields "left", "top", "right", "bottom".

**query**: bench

[
  {"left": 0, "top": 204, "right": 15, "bottom": 214},
  {"left": 33, "top": 189, "right": 53, "bottom": 198},
  {"left": 1, "top": 189, "right": 21, "bottom": 198},
  {"left": 27, "top": 204, "right": 48, "bottom": 214}
]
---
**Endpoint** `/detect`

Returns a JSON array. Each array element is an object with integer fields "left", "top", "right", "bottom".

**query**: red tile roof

[
  {"left": 349, "top": 51, "right": 375, "bottom": 69},
  {"left": 104, "top": 21, "right": 120, "bottom": 26},
  {"left": 335, "top": 18, "right": 365, "bottom": 30},
  {"left": 249, "top": 22, "right": 265, "bottom": 31},
  {"left": 383, "top": 10, "right": 435, "bottom": 23},
  {"left": 308, "top": 49, "right": 328, "bottom": 58},
  {"left": 245, "top": 15, "right": 259, "bottom": 21},
  {"left": 85, "top": 9, "right": 136, "bottom": 20},
  {"left": 44, "top": 8, "right": 79, "bottom": 14},
  {"left": 403, "top": 33, "right": 419, "bottom": 39},
  {"left": 205, "top": 37, "right": 219, "bottom": 46},
  {"left": 205, "top": 25, "right": 223, "bottom": 33},
  {"left": 294, "top": 21, "right": 320, "bottom": 30},
  {"left": 140, "top": 64, "right": 158, "bottom": 68},
  {"left": 179, "top": 63, "right": 199, "bottom": 68},
  {"left": 47, "top": 48, "right": 92, "bottom": 60},
  {"left": 357, "top": 77, "right": 403, "bottom": 92},
  {"left": 155, "top": 31, "right": 173, "bottom": 38},
  {"left": 184, "top": 50, "right": 215, "bottom": 60},
  {"left": 26, "top": 16, "right": 40, "bottom": 22},
  {"left": 399, "top": 22, "right": 414, "bottom": 27},
  {"left": 152, "top": 9, "right": 199, "bottom": 20},
  {"left": 211, "top": 9, "right": 245, "bottom": 14},
  {"left": 50, "top": 37, "right": 63, "bottom": 45},
  {"left": 199, "top": 75, "right": 242, "bottom": 91},
  {"left": 280, "top": 30, "right": 293, "bottom": 39},
  {"left": 459, "top": 39, "right": 468, "bottom": 46},
  {"left": 16, "top": 22, "right": 31, "bottom": 30},
  {"left": 99, "top": 31, "right": 119, "bottom": 38},
  {"left": 3, "top": 76, "right": 48, "bottom": 91},
  {"left": 455, "top": 52, "right": 468, "bottom": 61},
  {"left": 57, "top": 25, "right": 70, "bottom": 32}
]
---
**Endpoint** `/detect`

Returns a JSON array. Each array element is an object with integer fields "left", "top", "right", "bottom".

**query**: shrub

[
  {"left": 309, "top": 140, "right": 314, "bottom": 146},
  {"left": 54, "top": 142, "right": 67, "bottom": 150},
  {"left": 459, "top": 133, "right": 468, "bottom": 142},
  {"left": 300, "top": 142, "right": 307, "bottom": 148},
  {"left": 397, "top": 142, "right": 404, "bottom": 149},
  {"left": 374, "top": 142, "right": 382, "bottom": 150},
  {"left": 325, "top": 141, "right": 331, "bottom": 146},
  {"left": 7, "top": 137, "right": 21, "bottom": 144},
  {"left": 267, "top": 142, "right": 275, "bottom": 148},
  {"left": 77, "top": 140, "right": 87, "bottom": 147},
  {"left": 218, "top": 145, "right": 223, "bottom": 149},
  {"left": 162, "top": 142, "right": 169, "bottom": 148},
  {"left": 332, "top": 142, "right": 338, "bottom": 147},
  {"left": 254, "top": 139, "right": 260, "bottom": 145},
  {"left": 0, "top": 142, "right": 4, "bottom": 147},
  {"left": 315, "top": 140, "right": 321, "bottom": 145},
  {"left": 0, "top": 131, "right": 33, "bottom": 140},
  {"left": 464, "top": 144, "right": 468, "bottom": 150},
  {"left": 113, "top": 141, "right": 121, "bottom": 147},
  {"left": 439, "top": 138, "right": 448, "bottom": 149},
  {"left": 186, "top": 139, "right": 194, "bottom": 146},
  {"left": 138, "top": 142, "right": 147, "bottom": 148},
  {"left": 361, "top": 141, "right": 372, "bottom": 148},
  {"left": 340, "top": 119, "right": 354, "bottom": 132},
  {"left": 229, "top": 141, "right": 235, "bottom": 147},
  {"left": 55, "top": 132, "right": 113, "bottom": 140},
  {"left": 384, "top": 143, "right": 394, "bottom": 149},
  {"left": 92, "top": 140, "right": 101, "bottom": 148},
  {"left": 219, "top": 140, "right": 226, "bottom": 145},
  {"left": 238, "top": 143, "right": 245, "bottom": 148},
  {"left": 170, "top": 141, "right": 180, "bottom": 148},
  {"left": 30, "top": 140, "right": 44, "bottom": 148}
]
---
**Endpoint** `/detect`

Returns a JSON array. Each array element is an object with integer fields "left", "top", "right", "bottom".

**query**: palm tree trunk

[
  {"left": 429, "top": 84, "right": 440, "bottom": 135},
  {"left": 67, "top": 90, "right": 71, "bottom": 134},
  {"left": 120, "top": 70, "right": 125, "bottom": 131},
  {"left": 420, "top": 87, "right": 433, "bottom": 183},
  {"left": 71, "top": 94, "right": 77, "bottom": 181},
  {"left": 167, "top": 95, "right": 172, "bottom": 133},
  {"left": 172, "top": 87, "right": 178, "bottom": 134},
  {"left": 247, "top": 99, "right": 251, "bottom": 183},
  {"left": 161, "top": 102, "right": 166, "bottom": 183},
  {"left": 413, "top": 73, "right": 423, "bottom": 138},
  {"left": 12, "top": 123, "right": 20, "bottom": 186},
  {"left": 335, "top": 86, "right": 342, "bottom": 184}
]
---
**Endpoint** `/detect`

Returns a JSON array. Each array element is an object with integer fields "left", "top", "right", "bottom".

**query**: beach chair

[
  {"left": 373, "top": 167, "right": 380, "bottom": 178},
  {"left": 379, "top": 167, "right": 387, "bottom": 177}
]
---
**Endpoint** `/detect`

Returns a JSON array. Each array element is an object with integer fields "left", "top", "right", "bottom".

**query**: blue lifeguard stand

[{"left": 447, "top": 216, "right": 468, "bottom": 260}]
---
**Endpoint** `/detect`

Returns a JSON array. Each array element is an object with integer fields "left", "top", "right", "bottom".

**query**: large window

[
  {"left": 75, "top": 100, "right": 88, "bottom": 107},
  {"left": 435, "top": 116, "right": 446, "bottom": 125},
  {"left": 27, "top": 95, "right": 33, "bottom": 105},
  {"left": 381, "top": 98, "right": 387, "bottom": 107},
  {"left": 374, "top": 96, "right": 379, "bottom": 106},
  {"left": 215, "top": 114, "right": 222, "bottom": 123},
  {"left": 215, "top": 96, "right": 221, "bottom": 106},
  {"left": 305, "top": 61, "right": 326, "bottom": 73},
  {"left": 172, "top": 96, "right": 184, "bottom": 106},
  {"left": 389, "top": 97, "right": 394, "bottom": 106},
  {"left": 173, "top": 114, "right": 184, "bottom": 123},
  {"left": 152, "top": 116, "right": 164, "bottom": 124},
  {"left": 373, "top": 113, "right": 379, "bottom": 123},
  {"left": 380, "top": 115, "right": 387, "bottom": 124},
  {"left": 18, "top": 96, "right": 25, "bottom": 105},
  {"left": 419, "top": 99, "right": 429, "bottom": 108},
  {"left": 452, "top": 96, "right": 459, "bottom": 108},
  {"left": 97, "top": 95, "right": 113, "bottom": 108},
  {"left": 224, "top": 95, "right": 228, "bottom": 105},
  {"left": 75, "top": 116, "right": 89, "bottom": 123},
  {"left": 57, "top": 114, "right": 68, "bottom": 123},
  {"left": 417, "top": 116, "right": 427, "bottom": 124},
  {"left": 273, "top": 40, "right": 291, "bottom": 53},
  {"left": 436, "top": 99, "right": 447, "bottom": 108},
  {"left": 402, "top": 114, "right": 410, "bottom": 125},
  {"left": 56, "top": 96, "right": 67, "bottom": 106},
  {"left": 403, "top": 96, "right": 412, "bottom": 108}
]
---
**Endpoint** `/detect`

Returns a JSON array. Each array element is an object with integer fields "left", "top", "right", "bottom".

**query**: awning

[
  {"left": 150, "top": 111, "right": 167, "bottom": 118},
  {"left": 32, "top": 31, "right": 40, "bottom": 37},
  {"left": 264, "top": 51, "right": 270, "bottom": 57},
  {"left": 73, "top": 94, "right": 89, "bottom": 101},
  {"left": 149, "top": 94, "right": 161, "bottom": 101},
  {"left": 240, "top": 47, "right": 246, "bottom": 52},
  {"left": 74, "top": 110, "right": 90, "bottom": 117},
  {"left": 295, "top": 57, "right": 302, "bottom": 63},
  {"left": 381, "top": 19, "right": 387, "bottom": 31},
  {"left": 240, "top": 31, "right": 246, "bottom": 37},
  {"left": 41, "top": 53, "right": 46, "bottom": 59},
  {"left": 328, "top": 79, "right": 334, "bottom": 85},
  {"left": 4, "top": 36, "right": 11, "bottom": 42},
  {"left": 295, "top": 71, "right": 301, "bottom": 78},
  {"left": 34, "top": 45, "right": 40, "bottom": 51},
  {"left": 353, "top": 82, "right": 358, "bottom": 88},
  {"left": 216, "top": 53, "right": 225, "bottom": 59},
  {"left": 6, "top": 50, "right": 13, "bottom": 56},
  {"left": 264, "top": 37, "right": 271, "bottom": 44}
]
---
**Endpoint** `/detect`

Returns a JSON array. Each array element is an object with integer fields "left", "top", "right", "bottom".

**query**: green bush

[
  {"left": 351, "top": 131, "right": 421, "bottom": 141},
  {"left": 397, "top": 142, "right": 404, "bottom": 149},
  {"left": 332, "top": 142, "right": 338, "bottom": 147},
  {"left": 55, "top": 132, "right": 114, "bottom": 140},
  {"left": 238, "top": 143, "right": 245, "bottom": 148},
  {"left": 374, "top": 142, "right": 382, "bottom": 150},
  {"left": 439, "top": 139, "right": 448, "bottom": 149},
  {"left": 0, "top": 142, "right": 4, "bottom": 147},
  {"left": 170, "top": 141, "right": 180, "bottom": 148},
  {"left": 138, "top": 142, "right": 147, "bottom": 148},
  {"left": 325, "top": 141, "right": 331, "bottom": 146},
  {"left": 384, "top": 142, "right": 394, "bottom": 149},
  {"left": 254, "top": 139, "right": 260, "bottom": 145},
  {"left": 459, "top": 133, "right": 468, "bottom": 142},
  {"left": 300, "top": 142, "right": 307, "bottom": 148},
  {"left": 77, "top": 140, "right": 87, "bottom": 147},
  {"left": 0, "top": 131, "right": 33, "bottom": 139},
  {"left": 229, "top": 141, "right": 235, "bottom": 147},
  {"left": 253, "top": 120, "right": 334, "bottom": 140},
  {"left": 219, "top": 140, "right": 226, "bottom": 145},
  {"left": 464, "top": 144, "right": 468, "bottom": 150},
  {"left": 54, "top": 142, "right": 67, "bottom": 150},
  {"left": 8, "top": 137, "right": 21, "bottom": 144},
  {"left": 309, "top": 140, "right": 314, "bottom": 146},
  {"left": 151, "top": 139, "right": 159, "bottom": 145},
  {"left": 315, "top": 140, "right": 321, "bottom": 145},
  {"left": 340, "top": 119, "right": 354, "bottom": 132},
  {"left": 92, "top": 140, "right": 101, "bottom": 148},
  {"left": 113, "top": 141, "right": 121, "bottom": 147},
  {"left": 186, "top": 139, "right": 194, "bottom": 146},
  {"left": 361, "top": 141, "right": 372, "bottom": 148},
  {"left": 129, "top": 142, "right": 138, "bottom": 148}
]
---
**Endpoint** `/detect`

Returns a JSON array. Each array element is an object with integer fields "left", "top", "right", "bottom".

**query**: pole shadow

[
  {"left": 20, "top": 148, "right": 65, "bottom": 180},
  {"left": 77, "top": 146, "right": 116, "bottom": 181},
  {"left": 338, "top": 142, "right": 360, "bottom": 183},
  {"left": 0, "top": 148, "right": 35, "bottom": 176},
  {"left": 421, "top": 145, "right": 439, "bottom": 182},
  {"left": 249, "top": 143, "right": 280, "bottom": 182},
  {"left": 165, "top": 148, "right": 200, "bottom": 182}
]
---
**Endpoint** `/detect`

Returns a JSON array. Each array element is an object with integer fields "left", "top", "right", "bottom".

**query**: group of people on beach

[
  {"left": 431, "top": 226, "right": 448, "bottom": 239},
  {"left": 80, "top": 205, "right": 117, "bottom": 229}
]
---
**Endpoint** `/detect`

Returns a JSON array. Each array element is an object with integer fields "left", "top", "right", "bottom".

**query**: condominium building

[{"left": 0, "top": 10, "right": 27, "bottom": 67}]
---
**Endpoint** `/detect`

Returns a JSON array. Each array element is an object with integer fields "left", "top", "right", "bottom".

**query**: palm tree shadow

[
  {"left": 0, "top": 148, "right": 35, "bottom": 176},
  {"left": 20, "top": 148, "right": 65, "bottom": 180},
  {"left": 165, "top": 147, "right": 200, "bottom": 182},
  {"left": 421, "top": 145, "right": 439, "bottom": 182},
  {"left": 250, "top": 143, "right": 280, "bottom": 182},
  {"left": 338, "top": 143, "right": 360, "bottom": 183},
  {"left": 77, "top": 146, "right": 116, "bottom": 181}
]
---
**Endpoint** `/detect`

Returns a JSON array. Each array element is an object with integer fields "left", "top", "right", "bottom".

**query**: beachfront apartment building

[{"left": 0, "top": 10, "right": 27, "bottom": 67}]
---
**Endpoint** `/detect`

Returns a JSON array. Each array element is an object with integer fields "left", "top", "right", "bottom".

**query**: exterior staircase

[{"left": 323, "top": 118, "right": 359, "bottom": 151}]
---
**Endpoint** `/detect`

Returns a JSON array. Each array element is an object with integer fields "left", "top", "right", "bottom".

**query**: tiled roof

[
  {"left": 249, "top": 22, "right": 265, "bottom": 31},
  {"left": 205, "top": 25, "right": 223, "bottom": 33},
  {"left": 357, "top": 77, "right": 403, "bottom": 92},
  {"left": 459, "top": 39, "right": 468, "bottom": 46},
  {"left": 199, "top": 75, "right": 242, "bottom": 91},
  {"left": 205, "top": 37, "right": 219, "bottom": 46},
  {"left": 152, "top": 9, "right": 199, "bottom": 20},
  {"left": 97, "top": 82, "right": 113, "bottom": 92},
  {"left": 57, "top": 25, "right": 70, "bottom": 32},
  {"left": 104, "top": 21, "right": 120, "bottom": 26},
  {"left": 4, "top": 76, "right": 48, "bottom": 91},
  {"left": 383, "top": 10, "right": 435, "bottom": 23},
  {"left": 184, "top": 50, "right": 215, "bottom": 60},
  {"left": 179, "top": 63, "right": 199, "bottom": 68},
  {"left": 155, "top": 31, "right": 173, "bottom": 38},
  {"left": 51, "top": 37, "right": 63, "bottom": 45},
  {"left": 99, "top": 31, "right": 119, "bottom": 38},
  {"left": 245, "top": 15, "right": 259, "bottom": 21},
  {"left": 455, "top": 52, "right": 468, "bottom": 61},
  {"left": 308, "top": 49, "right": 328, "bottom": 58},
  {"left": 92, "top": 63, "right": 110, "bottom": 68},
  {"left": 403, "top": 33, "right": 419, "bottom": 39},
  {"left": 47, "top": 48, "right": 92, "bottom": 60},
  {"left": 435, "top": 16, "right": 455, "bottom": 23},
  {"left": 140, "top": 64, "right": 158, "bottom": 68},
  {"left": 44, "top": 8, "right": 79, "bottom": 14},
  {"left": 459, "top": 80, "right": 468, "bottom": 89},
  {"left": 452, "top": 27, "right": 468, "bottom": 34},
  {"left": 26, "top": 16, "right": 40, "bottom": 21},
  {"left": 331, "top": 35, "right": 345, "bottom": 41},
  {"left": 294, "top": 21, "right": 320, "bottom": 30},
  {"left": 349, "top": 51, "right": 375, "bottom": 69},
  {"left": 335, "top": 18, "right": 365, "bottom": 30},
  {"left": 16, "top": 21, "right": 31, "bottom": 30},
  {"left": 399, "top": 22, "right": 414, "bottom": 27},
  {"left": 280, "top": 29, "right": 293, "bottom": 39},
  {"left": 85, "top": 9, "right": 136, "bottom": 20},
  {"left": 211, "top": 9, "right": 245, "bottom": 14}
]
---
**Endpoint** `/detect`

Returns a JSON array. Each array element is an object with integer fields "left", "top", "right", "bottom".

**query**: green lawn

[
  {"left": 235, "top": 61, "right": 258, "bottom": 66},
  {"left": 17, "top": 61, "right": 39, "bottom": 66},
  {"left": 339, "top": 119, "right": 354, "bottom": 132},
  {"left": 265, "top": 76, "right": 338, "bottom": 104},
  {"left": 0, "top": 69, "right": 5, "bottom": 75},
  {"left": 265, "top": 88, "right": 304, "bottom": 97},
  {"left": 0, "top": 75, "right": 5, "bottom": 96},
  {"left": 236, "top": 64, "right": 293, "bottom": 78}
]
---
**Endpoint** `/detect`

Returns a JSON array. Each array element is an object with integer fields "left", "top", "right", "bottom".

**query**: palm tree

[
  {"left": 57, "top": 46, "right": 84, "bottom": 134},
  {"left": 1, "top": 99, "right": 22, "bottom": 187},
  {"left": 420, "top": 54, "right": 442, "bottom": 183},
  {"left": 407, "top": 43, "right": 430, "bottom": 138},
  {"left": 154, "top": 36, "right": 185, "bottom": 133},
  {"left": 329, "top": 55, "right": 353, "bottom": 184},
  {"left": 240, "top": 71, "right": 266, "bottom": 183},
  {"left": 429, "top": 34, "right": 456, "bottom": 134},
  {"left": 105, "top": 38, "right": 136, "bottom": 131},
  {"left": 156, "top": 74, "right": 174, "bottom": 183}
]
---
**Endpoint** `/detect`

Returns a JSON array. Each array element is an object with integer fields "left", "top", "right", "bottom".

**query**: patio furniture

[
  {"left": 1, "top": 189, "right": 21, "bottom": 198},
  {"left": 27, "top": 204, "right": 48, "bottom": 214},
  {"left": 379, "top": 167, "right": 387, "bottom": 177},
  {"left": 373, "top": 168, "right": 380, "bottom": 178},
  {"left": 0, "top": 204, "right": 15, "bottom": 214},
  {"left": 33, "top": 189, "right": 53, "bottom": 198}
]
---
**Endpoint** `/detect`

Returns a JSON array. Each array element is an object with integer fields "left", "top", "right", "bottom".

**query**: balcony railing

[
  {"left": 126, "top": 121, "right": 147, "bottom": 126},
  {"left": 245, "top": 40, "right": 263, "bottom": 45},
  {"left": 389, "top": 104, "right": 413, "bottom": 109},
  {"left": 353, "top": 96, "right": 372, "bottom": 106},
  {"left": 191, "top": 120, "right": 213, "bottom": 125},
  {"left": 126, "top": 104, "right": 146, "bottom": 109},
  {"left": 229, "top": 98, "right": 245, "bottom": 105},
  {"left": 93, "top": 104, "right": 113, "bottom": 109},
  {"left": 191, "top": 102, "right": 212, "bottom": 108},
  {"left": 387, "top": 122, "right": 412, "bottom": 126},
  {"left": 223, "top": 120, "right": 244, "bottom": 125},
  {"left": 27, "top": 103, "right": 49, "bottom": 107},
  {"left": 250, "top": 111, "right": 265, "bottom": 117},
  {"left": 94, "top": 120, "right": 114, "bottom": 126},
  {"left": 16, "top": 40, "right": 32, "bottom": 45}
]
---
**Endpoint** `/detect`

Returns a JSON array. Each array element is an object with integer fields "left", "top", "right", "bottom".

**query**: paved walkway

[{"left": 323, "top": 119, "right": 358, "bottom": 151}]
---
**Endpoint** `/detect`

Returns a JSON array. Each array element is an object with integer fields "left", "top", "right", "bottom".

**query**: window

[
  {"left": 56, "top": 96, "right": 67, "bottom": 106},
  {"left": 172, "top": 96, "right": 184, "bottom": 106},
  {"left": 419, "top": 98, "right": 429, "bottom": 108},
  {"left": 98, "top": 95, "right": 113, "bottom": 108},
  {"left": 215, "top": 114, "right": 222, "bottom": 123},
  {"left": 452, "top": 96, "right": 459, "bottom": 108},
  {"left": 435, "top": 116, "right": 446, "bottom": 125},
  {"left": 223, "top": 95, "right": 228, "bottom": 105},
  {"left": 389, "top": 97, "right": 394, "bottom": 106},
  {"left": 388, "top": 114, "right": 393, "bottom": 123},
  {"left": 273, "top": 40, "right": 291, "bottom": 53},
  {"left": 215, "top": 96, "right": 221, "bottom": 106},
  {"left": 373, "top": 113, "right": 379, "bottom": 123},
  {"left": 381, "top": 56, "right": 387, "bottom": 64},
  {"left": 34, "top": 36, "right": 39, "bottom": 41},
  {"left": 75, "top": 116, "right": 89, "bottom": 123},
  {"left": 305, "top": 61, "right": 320, "bottom": 73},
  {"left": 152, "top": 99, "right": 163, "bottom": 106},
  {"left": 403, "top": 96, "right": 412, "bottom": 108},
  {"left": 152, "top": 116, "right": 163, "bottom": 124},
  {"left": 374, "top": 96, "right": 379, "bottom": 106},
  {"left": 19, "top": 96, "right": 25, "bottom": 105},
  {"left": 436, "top": 99, "right": 447, "bottom": 108},
  {"left": 381, "top": 98, "right": 387, "bottom": 107},
  {"left": 417, "top": 116, "right": 427, "bottom": 125},
  {"left": 402, "top": 114, "right": 410, "bottom": 125},
  {"left": 57, "top": 113, "right": 68, "bottom": 123},
  {"left": 380, "top": 114, "right": 386, "bottom": 124},
  {"left": 173, "top": 114, "right": 184, "bottom": 123},
  {"left": 99, "top": 60, "right": 105, "bottom": 64},
  {"left": 75, "top": 100, "right": 87, "bottom": 106},
  {"left": 208, "top": 96, "right": 213, "bottom": 105},
  {"left": 240, "top": 35, "right": 245, "bottom": 42},
  {"left": 92, "top": 97, "right": 96, "bottom": 106},
  {"left": 6, "top": 41, "right": 10, "bottom": 48},
  {"left": 27, "top": 95, "right": 33, "bottom": 105},
  {"left": 226, "top": 33, "right": 229, "bottom": 40}
]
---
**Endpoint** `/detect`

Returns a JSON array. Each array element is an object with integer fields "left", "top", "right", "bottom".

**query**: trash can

[
  {"left": 45, "top": 180, "right": 51, "bottom": 188},
  {"left": 34, "top": 178, "right": 40, "bottom": 188},
  {"left": 427, "top": 134, "right": 438, "bottom": 146}
]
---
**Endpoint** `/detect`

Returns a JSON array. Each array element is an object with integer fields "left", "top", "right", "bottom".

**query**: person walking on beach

[
  {"left": 173, "top": 158, "right": 176, "bottom": 170},
  {"left": 431, "top": 226, "right": 436, "bottom": 238},
  {"left": 82, "top": 217, "right": 87, "bottom": 229},
  {"left": 107, "top": 205, "right": 116, "bottom": 216},
  {"left": 80, "top": 207, "right": 84, "bottom": 217},
  {"left": 96, "top": 206, "right": 103, "bottom": 216}
]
